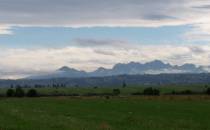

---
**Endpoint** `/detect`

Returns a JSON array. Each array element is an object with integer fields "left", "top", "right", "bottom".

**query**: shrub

[
  {"left": 68, "top": 93, "right": 80, "bottom": 96},
  {"left": 153, "top": 89, "right": 160, "bottom": 95},
  {"left": 143, "top": 87, "right": 160, "bottom": 96},
  {"left": 181, "top": 90, "right": 192, "bottom": 95},
  {"left": 122, "top": 81, "right": 127, "bottom": 88},
  {"left": 171, "top": 90, "right": 194, "bottom": 95},
  {"left": 143, "top": 87, "right": 153, "bottom": 95},
  {"left": 6, "top": 89, "right": 15, "bottom": 97},
  {"left": 27, "top": 89, "right": 38, "bottom": 97},
  {"left": 84, "top": 93, "right": 98, "bottom": 96},
  {"left": 93, "top": 86, "right": 98, "bottom": 89},
  {"left": 15, "top": 87, "right": 25, "bottom": 97},
  {"left": 113, "top": 89, "right": 121, "bottom": 95},
  {"left": 171, "top": 90, "right": 176, "bottom": 95},
  {"left": 207, "top": 88, "right": 210, "bottom": 95},
  {"left": 131, "top": 92, "right": 142, "bottom": 96}
]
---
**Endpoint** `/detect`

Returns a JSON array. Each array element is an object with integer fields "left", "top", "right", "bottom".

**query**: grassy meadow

[
  {"left": 0, "top": 85, "right": 210, "bottom": 130},
  {"left": 0, "top": 96, "right": 210, "bottom": 130}
]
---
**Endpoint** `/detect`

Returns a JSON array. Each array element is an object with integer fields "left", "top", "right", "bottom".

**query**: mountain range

[{"left": 29, "top": 60, "right": 209, "bottom": 79}]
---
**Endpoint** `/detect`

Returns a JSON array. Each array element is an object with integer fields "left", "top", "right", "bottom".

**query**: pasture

[{"left": 0, "top": 96, "right": 210, "bottom": 130}]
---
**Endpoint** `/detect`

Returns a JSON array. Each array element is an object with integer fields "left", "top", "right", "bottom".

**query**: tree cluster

[
  {"left": 6, "top": 87, "right": 38, "bottom": 97},
  {"left": 143, "top": 87, "right": 160, "bottom": 95}
]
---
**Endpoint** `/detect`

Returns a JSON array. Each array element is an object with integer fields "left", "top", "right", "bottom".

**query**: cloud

[
  {"left": 183, "top": 21, "right": 210, "bottom": 42},
  {"left": 142, "top": 14, "right": 176, "bottom": 21},
  {"left": 93, "top": 49, "right": 116, "bottom": 56},
  {"left": 193, "top": 4, "right": 210, "bottom": 9},
  {"left": 0, "top": 0, "right": 184, "bottom": 27},
  {"left": 0, "top": 0, "right": 209, "bottom": 41},
  {"left": 0, "top": 0, "right": 207, "bottom": 27},
  {"left": 1, "top": 39, "right": 210, "bottom": 79},
  {"left": 189, "top": 46, "right": 207, "bottom": 54},
  {"left": 73, "top": 38, "right": 130, "bottom": 48},
  {"left": 0, "top": 25, "right": 12, "bottom": 35}
]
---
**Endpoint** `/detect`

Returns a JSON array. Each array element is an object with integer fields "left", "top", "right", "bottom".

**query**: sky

[{"left": 1, "top": 0, "right": 210, "bottom": 79}]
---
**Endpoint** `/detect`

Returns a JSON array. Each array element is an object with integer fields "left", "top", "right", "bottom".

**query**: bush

[
  {"left": 171, "top": 90, "right": 176, "bottom": 95},
  {"left": 131, "top": 92, "right": 143, "bottom": 96},
  {"left": 143, "top": 87, "right": 160, "bottom": 95},
  {"left": 6, "top": 89, "right": 15, "bottom": 97},
  {"left": 170, "top": 90, "right": 194, "bottom": 95},
  {"left": 27, "top": 89, "right": 38, "bottom": 97},
  {"left": 113, "top": 89, "right": 121, "bottom": 95},
  {"left": 105, "top": 95, "right": 110, "bottom": 99},
  {"left": 153, "top": 89, "right": 160, "bottom": 95},
  {"left": 84, "top": 93, "right": 98, "bottom": 96},
  {"left": 68, "top": 93, "right": 80, "bottom": 96},
  {"left": 143, "top": 87, "right": 153, "bottom": 95},
  {"left": 206, "top": 88, "right": 210, "bottom": 95},
  {"left": 15, "top": 87, "right": 25, "bottom": 97},
  {"left": 181, "top": 90, "right": 192, "bottom": 95},
  {"left": 122, "top": 81, "right": 127, "bottom": 88},
  {"left": 93, "top": 86, "right": 98, "bottom": 89}
]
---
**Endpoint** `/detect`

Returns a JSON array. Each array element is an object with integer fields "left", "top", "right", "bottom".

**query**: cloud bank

[
  {"left": 1, "top": 39, "right": 210, "bottom": 79},
  {"left": 0, "top": 0, "right": 209, "bottom": 40}
]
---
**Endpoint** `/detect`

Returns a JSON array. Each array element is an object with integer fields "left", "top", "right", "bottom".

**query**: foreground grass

[{"left": 0, "top": 96, "right": 210, "bottom": 130}]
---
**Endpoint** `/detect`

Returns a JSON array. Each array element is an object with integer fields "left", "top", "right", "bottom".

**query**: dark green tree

[
  {"left": 27, "top": 89, "right": 38, "bottom": 97},
  {"left": 153, "top": 89, "right": 160, "bottom": 95},
  {"left": 143, "top": 87, "right": 154, "bottom": 95},
  {"left": 113, "top": 89, "right": 121, "bottom": 95},
  {"left": 122, "top": 81, "right": 127, "bottom": 88},
  {"left": 15, "top": 87, "right": 25, "bottom": 97},
  {"left": 206, "top": 88, "right": 210, "bottom": 95},
  {"left": 143, "top": 87, "right": 160, "bottom": 95},
  {"left": 6, "top": 89, "right": 15, "bottom": 97}
]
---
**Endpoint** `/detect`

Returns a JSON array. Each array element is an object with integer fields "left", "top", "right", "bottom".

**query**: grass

[{"left": 0, "top": 96, "right": 210, "bottom": 130}]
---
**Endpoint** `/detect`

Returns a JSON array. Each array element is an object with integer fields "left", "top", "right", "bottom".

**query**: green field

[{"left": 0, "top": 96, "right": 210, "bottom": 130}]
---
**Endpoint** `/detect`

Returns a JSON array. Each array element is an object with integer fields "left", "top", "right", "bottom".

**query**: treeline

[
  {"left": 7, "top": 87, "right": 38, "bottom": 97},
  {"left": 131, "top": 87, "right": 160, "bottom": 96},
  {"left": 132, "top": 87, "right": 210, "bottom": 96},
  {"left": 5, "top": 86, "right": 210, "bottom": 98}
]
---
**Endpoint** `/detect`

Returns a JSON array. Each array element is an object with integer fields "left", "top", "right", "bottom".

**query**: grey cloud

[
  {"left": 1, "top": 0, "right": 210, "bottom": 43},
  {"left": 80, "top": 60, "right": 114, "bottom": 65},
  {"left": 73, "top": 38, "right": 129, "bottom": 48},
  {"left": 190, "top": 46, "right": 206, "bottom": 54},
  {"left": 0, "top": 69, "right": 50, "bottom": 79},
  {"left": 0, "top": 0, "right": 196, "bottom": 27},
  {"left": 193, "top": 5, "right": 210, "bottom": 9},
  {"left": 94, "top": 49, "right": 116, "bottom": 56},
  {"left": 169, "top": 54, "right": 193, "bottom": 64},
  {"left": 68, "top": 59, "right": 114, "bottom": 65},
  {"left": 142, "top": 14, "right": 176, "bottom": 21}
]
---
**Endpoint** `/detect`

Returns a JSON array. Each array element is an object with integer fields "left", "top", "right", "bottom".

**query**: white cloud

[
  {"left": 0, "top": 25, "right": 12, "bottom": 35},
  {"left": 184, "top": 21, "right": 210, "bottom": 42},
  {"left": 1, "top": 39, "right": 210, "bottom": 79}
]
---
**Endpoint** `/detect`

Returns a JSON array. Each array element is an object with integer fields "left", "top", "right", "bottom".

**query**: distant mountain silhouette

[{"left": 29, "top": 60, "right": 207, "bottom": 79}]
